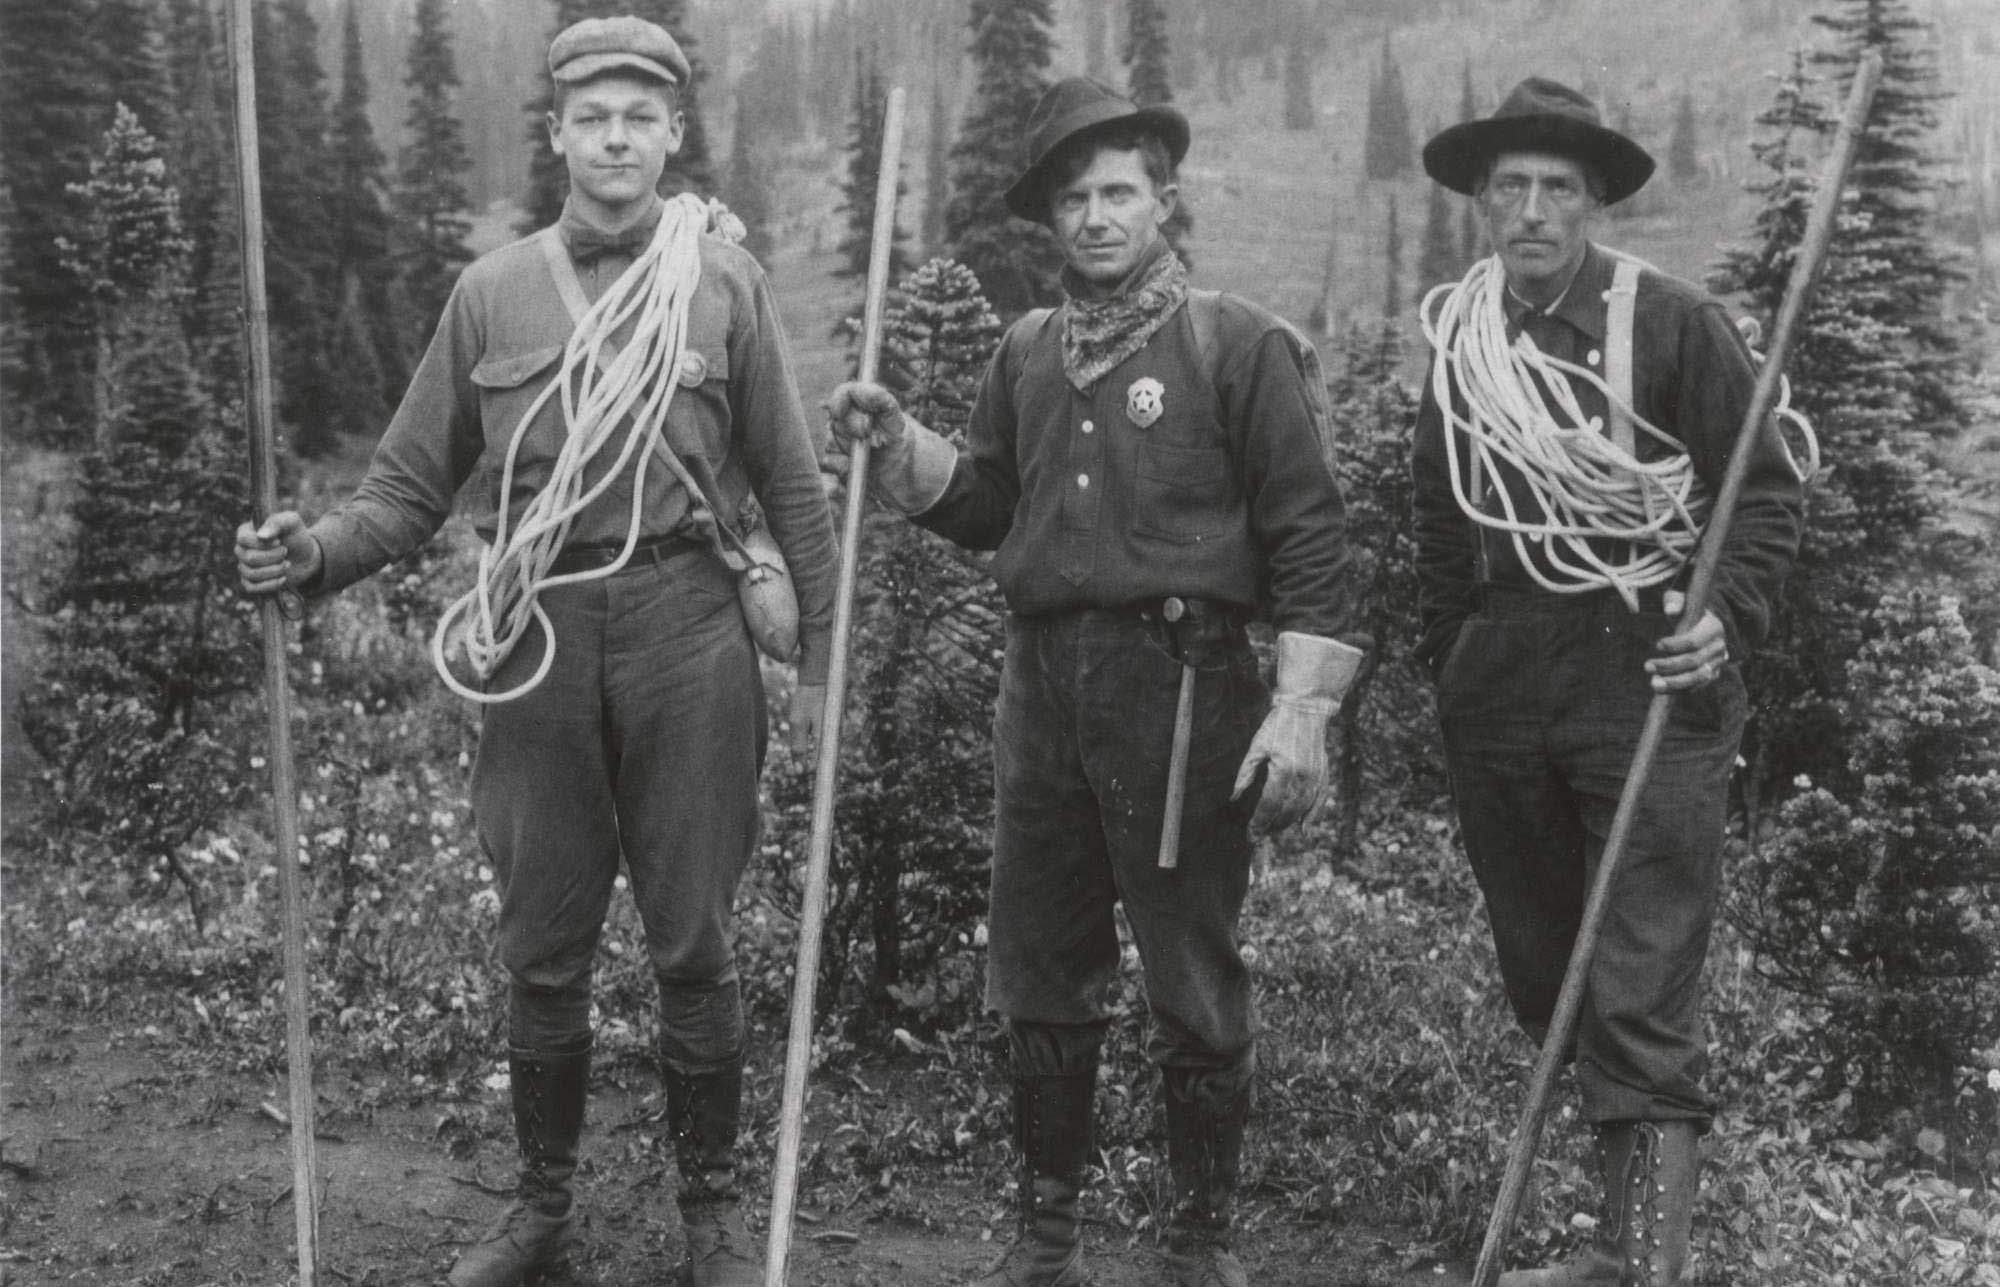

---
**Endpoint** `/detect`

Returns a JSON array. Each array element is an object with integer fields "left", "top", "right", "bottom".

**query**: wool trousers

[
  {"left": 1437, "top": 587, "right": 1744, "bottom": 1126},
  {"left": 471, "top": 546, "right": 765, "bottom": 1072}
]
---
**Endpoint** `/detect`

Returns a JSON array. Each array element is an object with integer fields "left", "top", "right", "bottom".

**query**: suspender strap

[{"left": 1604, "top": 257, "right": 1641, "bottom": 456}]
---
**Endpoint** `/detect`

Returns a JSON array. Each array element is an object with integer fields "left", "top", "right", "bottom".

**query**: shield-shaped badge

[{"left": 1126, "top": 377, "right": 1165, "bottom": 429}]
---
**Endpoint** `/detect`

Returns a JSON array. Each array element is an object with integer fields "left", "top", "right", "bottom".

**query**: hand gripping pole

[
  {"left": 765, "top": 84, "right": 908, "bottom": 1287},
  {"left": 1467, "top": 50, "right": 1881, "bottom": 1287}
]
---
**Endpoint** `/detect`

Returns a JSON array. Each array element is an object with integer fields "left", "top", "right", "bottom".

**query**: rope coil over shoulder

[
  {"left": 431, "top": 194, "right": 758, "bottom": 703},
  {"left": 1418, "top": 254, "right": 1817, "bottom": 611}
]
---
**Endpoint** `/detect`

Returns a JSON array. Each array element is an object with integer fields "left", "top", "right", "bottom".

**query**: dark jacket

[
  {"left": 915, "top": 278, "right": 1359, "bottom": 641},
  {"left": 1411, "top": 242, "right": 1803, "bottom": 667}
]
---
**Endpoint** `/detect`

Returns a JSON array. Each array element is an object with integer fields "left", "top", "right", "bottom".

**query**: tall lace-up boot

[
  {"left": 1160, "top": 1072, "right": 1251, "bottom": 1287},
  {"left": 665, "top": 1062, "right": 762, "bottom": 1287},
  {"left": 965, "top": 1069, "right": 1096, "bottom": 1287},
  {"left": 1500, "top": 1120, "right": 1700, "bottom": 1286},
  {"left": 449, "top": 1043, "right": 590, "bottom": 1287}
]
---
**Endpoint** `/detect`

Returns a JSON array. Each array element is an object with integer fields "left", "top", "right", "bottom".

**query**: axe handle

[{"left": 1157, "top": 663, "right": 1197, "bottom": 869}]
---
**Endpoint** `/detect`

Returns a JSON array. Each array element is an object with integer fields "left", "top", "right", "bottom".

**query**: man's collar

[
  {"left": 1059, "top": 236, "right": 1174, "bottom": 302},
  {"left": 1502, "top": 242, "right": 1613, "bottom": 342},
  {"left": 559, "top": 192, "right": 666, "bottom": 258}
]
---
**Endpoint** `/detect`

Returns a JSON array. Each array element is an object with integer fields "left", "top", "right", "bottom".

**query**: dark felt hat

[
  {"left": 549, "top": 15, "right": 690, "bottom": 88},
  {"left": 1003, "top": 77, "right": 1190, "bottom": 223},
  {"left": 1422, "top": 77, "right": 1654, "bottom": 204}
]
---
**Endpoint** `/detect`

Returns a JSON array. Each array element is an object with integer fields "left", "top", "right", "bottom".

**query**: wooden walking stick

[
  {"left": 1468, "top": 50, "right": 1881, "bottom": 1287},
  {"left": 765, "top": 83, "right": 908, "bottom": 1287},
  {"left": 226, "top": 2, "right": 321, "bottom": 1283}
]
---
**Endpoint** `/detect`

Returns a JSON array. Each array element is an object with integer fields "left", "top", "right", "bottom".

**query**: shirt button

[
  {"left": 1076, "top": 473, "right": 1090, "bottom": 489},
  {"left": 1080, "top": 419, "right": 1094, "bottom": 434},
  {"left": 1587, "top": 349, "right": 1601, "bottom": 365}
]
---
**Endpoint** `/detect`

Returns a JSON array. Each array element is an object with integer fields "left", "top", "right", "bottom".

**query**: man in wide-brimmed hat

[
  {"left": 826, "top": 77, "right": 1368, "bottom": 1286},
  {"left": 1412, "top": 78, "right": 1805, "bottom": 1285}
]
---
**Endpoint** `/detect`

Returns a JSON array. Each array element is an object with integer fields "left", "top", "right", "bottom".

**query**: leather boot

[
  {"left": 665, "top": 1063, "right": 762, "bottom": 1287},
  {"left": 1500, "top": 1120, "right": 1700, "bottom": 1286},
  {"left": 1161, "top": 1071, "right": 1251, "bottom": 1287},
  {"left": 966, "top": 1069, "right": 1095, "bottom": 1287},
  {"left": 449, "top": 1043, "right": 590, "bottom": 1287}
]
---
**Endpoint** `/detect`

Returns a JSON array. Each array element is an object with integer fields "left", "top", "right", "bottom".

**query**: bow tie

[{"left": 568, "top": 223, "right": 653, "bottom": 264}]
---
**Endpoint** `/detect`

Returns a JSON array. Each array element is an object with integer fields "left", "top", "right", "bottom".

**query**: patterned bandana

[{"left": 1060, "top": 242, "right": 1189, "bottom": 392}]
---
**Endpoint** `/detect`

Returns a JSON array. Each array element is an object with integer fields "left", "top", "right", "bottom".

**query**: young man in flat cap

[
  {"left": 827, "top": 77, "right": 1366, "bottom": 1287},
  {"left": 1413, "top": 79, "right": 1804, "bottom": 1285},
  {"left": 236, "top": 16, "right": 837, "bottom": 1287}
]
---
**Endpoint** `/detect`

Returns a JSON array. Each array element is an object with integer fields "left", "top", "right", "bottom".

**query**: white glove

[
  {"left": 1231, "top": 631, "right": 1367, "bottom": 832},
  {"left": 825, "top": 381, "right": 956, "bottom": 515}
]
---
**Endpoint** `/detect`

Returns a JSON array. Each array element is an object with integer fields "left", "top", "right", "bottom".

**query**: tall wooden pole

[
  {"left": 1468, "top": 51, "right": 1882, "bottom": 1287},
  {"left": 226, "top": 3, "right": 320, "bottom": 1283},
  {"left": 764, "top": 85, "right": 908, "bottom": 1287}
]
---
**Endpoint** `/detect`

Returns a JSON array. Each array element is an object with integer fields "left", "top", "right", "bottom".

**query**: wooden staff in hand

[
  {"left": 225, "top": 2, "right": 319, "bottom": 1282},
  {"left": 764, "top": 84, "right": 908, "bottom": 1287}
]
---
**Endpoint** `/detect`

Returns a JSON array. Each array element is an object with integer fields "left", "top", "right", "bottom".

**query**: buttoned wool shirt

[
  {"left": 305, "top": 196, "right": 840, "bottom": 681},
  {"left": 1411, "top": 242, "right": 1804, "bottom": 667},
  {"left": 912, "top": 267, "right": 1359, "bottom": 641}
]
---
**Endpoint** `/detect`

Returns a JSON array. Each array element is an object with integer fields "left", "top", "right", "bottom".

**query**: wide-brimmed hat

[
  {"left": 1422, "top": 77, "right": 1654, "bottom": 204},
  {"left": 549, "top": 15, "right": 689, "bottom": 88},
  {"left": 1003, "top": 77, "right": 1190, "bottom": 223}
]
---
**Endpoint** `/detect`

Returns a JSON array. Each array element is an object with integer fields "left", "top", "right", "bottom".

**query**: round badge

[
  {"left": 676, "top": 351, "right": 709, "bottom": 387},
  {"left": 1126, "top": 377, "right": 1165, "bottom": 429}
]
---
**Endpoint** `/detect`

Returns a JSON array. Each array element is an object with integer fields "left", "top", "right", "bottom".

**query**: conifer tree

[
  {"left": 257, "top": 0, "right": 343, "bottom": 455},
  {"left": 331, "top": 2, "right": 405, "bottom": 407},
  {"left": 397, "top": 0, "right": 475, "bottom": 345},
  {"left": 1123, "top": 0, "right": 1193, "bottom": 260},
  {"left": 161, "top": 0, "right": 241, "bottom": 394},
  {"left": 837, "top": 50, "right": 910, "bottom": 280},
  {"left": 923, "top": 78, "right": 952, "bottom": 255},
  {"left": 93, "top": 0, "right": 176, "bottom": 144},
  {"left": 1124, "top": 0, "right": 1172, "bottom": 110},
  {"left": 1417, "top": 167, "right": 1460, "bottom": 291},
  {"left": 1084, "top": 0, "right": 1110, "bottom": 79},
  {"left": 0, "top": 0, "right": 110, "bottom": 408},
  {"left": 724, "top": 121, "right": 774, "bottom": 266},
  {"left": 944, "top": 0, "right": 1060, "bottom": 316},
  {"left": 1710, "top": 49, "right": 1941, "bottom": 829},
  {"left": 1458, "top": 59, "right": 1482, "bottom": 262},
  {"left": 1382, "top": 192, "right": 1403, "bottom": 320},
  {"left": 1363, "top": 31, "right": 1414, "bottom": 179},
  {"left": 789, "top": 256, "right": 1006, "bottom": 1021},
  {"left": 1668, "top": 90, "right": 1703, "bottom": 185},
  {"left": 57, "top": 103, "right": 193, "bottom": 449},
  {"left": 1810, "top": 0, "right": 1966, "bottom": 435}
]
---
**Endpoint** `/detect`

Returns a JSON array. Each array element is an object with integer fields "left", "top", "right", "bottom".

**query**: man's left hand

[
  {"left": 1647, "top": 608, "right": 1729, "bottom": 693},
  {"left": 1230, "top": 704, "right": 1329, "bottom": 833},
  {"left": 789, "top": 683, "right": 827, "bottom": 759}
]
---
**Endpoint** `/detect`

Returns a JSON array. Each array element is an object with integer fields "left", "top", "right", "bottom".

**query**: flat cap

[{"left": 549, "top": 15, "right": 689, "bottom": 88}]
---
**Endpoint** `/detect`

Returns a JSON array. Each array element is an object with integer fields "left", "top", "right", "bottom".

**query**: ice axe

[
  {"left": 764, "top": 83, "right": 907, "bottom": 1287},
  {"left": 1467, "top": 50, "right": 1881, "bottom": 1287},
  {"left": 225, "top": 0, "right": 321, "bottom": 1282}
]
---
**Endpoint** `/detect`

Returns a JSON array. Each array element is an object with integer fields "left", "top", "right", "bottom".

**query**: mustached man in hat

[
  {"left": 826, "top": 78, "right": 1368, "bottom": 1286},
  {"left": 1412, "top": 79, "right": 1805, "bottom": 1284},
  {"left": 235, "top": 16, "right": 839, "bottom": 1287}
]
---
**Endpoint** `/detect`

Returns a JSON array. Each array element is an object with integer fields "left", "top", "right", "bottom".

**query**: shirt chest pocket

[
  {"left": 1132, "top": 441, "right": 1237, "bottom": 543},
  {"left": 469, "top": 344, "right": 565, "bottom": 464},
  {"left": 663, "top": 334, "right": 733, "bottom": 465}
]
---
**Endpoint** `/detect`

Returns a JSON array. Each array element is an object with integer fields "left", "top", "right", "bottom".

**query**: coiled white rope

[
  {"left": 430, "top": 193, "right": 739, "bottom": 704},
  {"left": 1418, "top": 255, "right": 1817, "bottom": 610}
]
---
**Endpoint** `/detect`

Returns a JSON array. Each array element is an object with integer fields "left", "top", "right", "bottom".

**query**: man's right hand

[
  {"left": 825, "top": 381, "right": 907, "bottom": 450},
  {"left": 235, "top": 511, "right": 322, "bottom": 596}
]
